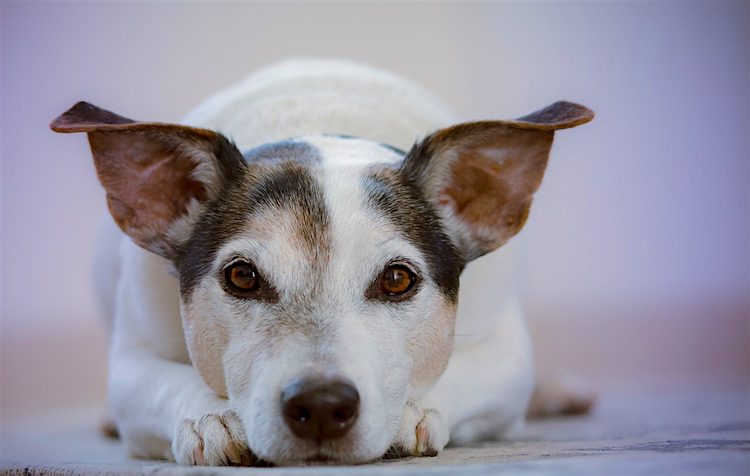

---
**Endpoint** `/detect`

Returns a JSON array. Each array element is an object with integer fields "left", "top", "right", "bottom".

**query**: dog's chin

[
  {"left": 301, "top": 452, "right": 376, "bottom": 466},
  {"left": 264, "top": 447, "right": 384, "bottom": 466},
  {"left": 262, "top": 442, "right": 386, "bottom": 467}
]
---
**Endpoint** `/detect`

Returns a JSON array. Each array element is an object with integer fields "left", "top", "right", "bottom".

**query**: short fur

[{"left": 51, "top": 59, "right": 593, "bottom": 466}]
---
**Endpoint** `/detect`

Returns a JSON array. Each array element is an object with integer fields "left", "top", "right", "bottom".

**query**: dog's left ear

[
  {"left": 402, "top": 101, "right": 593, "bottom": 261},
  {"left": 51, "top": 102, "right": 246, "bottom": 260}
]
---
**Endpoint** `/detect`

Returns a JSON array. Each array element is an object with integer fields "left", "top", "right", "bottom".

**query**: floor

[{"left": 1, "top": 391, "right": 748, "bottom": 475}]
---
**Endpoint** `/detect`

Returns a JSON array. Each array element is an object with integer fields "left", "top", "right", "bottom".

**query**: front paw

[
  {"left": 386, "top": 401, "right": 449, "bottom": 458},
  {"left": 172, "top": 410, "right": 255, "bottom": 466}
]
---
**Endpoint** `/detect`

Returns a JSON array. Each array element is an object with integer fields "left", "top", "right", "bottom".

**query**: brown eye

[
  {"left": 224, "top": 261, "right": 260, "bottom": 296},
  {"left": 379, "top": 264, "right": 417, "bottom": 297}
]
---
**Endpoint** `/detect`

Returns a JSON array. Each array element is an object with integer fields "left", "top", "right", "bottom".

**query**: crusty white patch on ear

[
  {"left": 163, "top": 144, "right": 235, "bottom": 250},
  {"left": 165, "top": 198, "right": 208, "bottom": 253},
  {"left": 186, "top": 145, "right": 225, "bottom": 200},
  {"left": 433, "top": 200, "right": 487, "bottom": 262}
]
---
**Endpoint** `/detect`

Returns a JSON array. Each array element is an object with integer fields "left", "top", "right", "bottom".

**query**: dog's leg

[
  {"left": 107, "top": 242, "right": 254, "bottom": 466},
  {"left": 390, "top": 298, "right": 535, "bottom": 454},
  {"left": 108, "top": 350, "right": 254, "bottom": 465},
  {"left": 526, "top": 374, "right": 596, "bottom": 418}
]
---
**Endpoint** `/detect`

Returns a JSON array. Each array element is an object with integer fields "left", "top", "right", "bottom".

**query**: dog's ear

[
  {"left": 51, "top": 102, "right": 246, "bottom": 260},
  {"left": 402, "top": 101, "right": 593, "bottom": 261}
]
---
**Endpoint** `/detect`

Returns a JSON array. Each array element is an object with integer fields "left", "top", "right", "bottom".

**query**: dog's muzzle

[{"left": 281, "top": 377, "right": 360, "bottom": 441}]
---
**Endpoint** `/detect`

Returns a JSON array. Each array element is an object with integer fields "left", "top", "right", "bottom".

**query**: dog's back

[{"left": 182, "top": 59, "right": 453, "bottom": 151}]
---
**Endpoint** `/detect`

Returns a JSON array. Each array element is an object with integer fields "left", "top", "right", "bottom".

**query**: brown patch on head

[
  {"left": 402, "top": 101, "right": 593, "bottom": 260},
  {"left": 51, "top": 102, "right": 246, "bottom": 259},
  {"left": 178, "top": 144, "right": 329, "bottom": 301},
  {"left": 243, "top": 142, "right": 329, "bottom": 269}
]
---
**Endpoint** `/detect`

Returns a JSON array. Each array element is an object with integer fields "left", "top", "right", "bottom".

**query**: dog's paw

[
  {"left": 172, "top": 410, "right": 255, "bottom": 466},
  {"left": 527, "top": 375, "right": 596, "bottom": 418},
  {"left": 385, "top": 401, "right": 448, "bottom": 458}
]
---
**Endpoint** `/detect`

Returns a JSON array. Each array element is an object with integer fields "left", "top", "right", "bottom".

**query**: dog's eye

[
  {"left": 379, "top": 264, "right": 418, "bottom": 298},
  {"left": 224, "top": 261, "right": 260, "bottom": 295}
]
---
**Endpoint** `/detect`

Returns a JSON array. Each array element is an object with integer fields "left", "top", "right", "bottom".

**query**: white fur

[{"left": 100, "top": 59, "right": 535, "bottom": 465}]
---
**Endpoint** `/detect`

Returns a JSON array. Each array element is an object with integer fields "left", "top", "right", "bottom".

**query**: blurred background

[{"left": 1, "top": 1, "right": 747, "bottom": 431}]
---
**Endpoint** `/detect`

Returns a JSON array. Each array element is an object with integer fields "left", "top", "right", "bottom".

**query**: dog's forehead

[
  {"left": 306, "top": 135, "right": 405, "bottom": 166},
  {"left": 178, "top": 136, "right": 462, "bottom": 301},
  {"left": 178, "top": 139, "right": 327, "bottom": 295},
  {"left": 242, "top": 140, "right": 321, "bottom": 163}
]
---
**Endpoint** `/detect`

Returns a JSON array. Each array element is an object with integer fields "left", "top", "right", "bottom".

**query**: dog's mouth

[{"left": 304, "top": 453, "right": 334, "bottom": 465}]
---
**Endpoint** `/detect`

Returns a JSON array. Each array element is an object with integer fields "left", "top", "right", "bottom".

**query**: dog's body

[{"left": 53, "top": 59, "right": 593, "bottom": 465}]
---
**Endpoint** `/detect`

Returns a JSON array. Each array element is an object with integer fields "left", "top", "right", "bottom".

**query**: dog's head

[{"left": 51, "top": 100, "right": 592, "bottom": 464}]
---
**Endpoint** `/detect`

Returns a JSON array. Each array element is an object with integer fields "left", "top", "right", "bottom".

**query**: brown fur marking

[{"left": 402, "top": 101, "right": 593, "bottom": 259}]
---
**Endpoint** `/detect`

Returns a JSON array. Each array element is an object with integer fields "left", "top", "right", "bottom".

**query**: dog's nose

[{"left": 281, "top": 378, "right": 360, "bottom": 441}]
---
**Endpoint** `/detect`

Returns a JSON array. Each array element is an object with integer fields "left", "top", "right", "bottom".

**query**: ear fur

[
  {"left": 51, "top": 102, "right": 246, "bottom": 259},
  {"left": 402, "top": 101, "right": 594, "bottom": 260}
]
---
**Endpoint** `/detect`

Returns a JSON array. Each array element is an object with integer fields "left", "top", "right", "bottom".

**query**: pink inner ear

[
  {"left": 90, "top": 131, "right": 207, "bottom": 252},
  {"left": 444, "top": 154, "right": 514, "bottom": 233},
  {"left": 439, "top": 131, "right": 551, "bottom": 253},
  {"left": 408, "top": 104, "right": 591, "bottom": 259}
]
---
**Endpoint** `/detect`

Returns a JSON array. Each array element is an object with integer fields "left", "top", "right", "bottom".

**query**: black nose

[{"left": 281, "top": 378, "right": 360, "bottom": 441}]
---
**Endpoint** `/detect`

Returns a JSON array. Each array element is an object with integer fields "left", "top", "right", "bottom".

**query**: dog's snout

[{"left": 281, "top": 378, "right": 360, "bottom": 441}]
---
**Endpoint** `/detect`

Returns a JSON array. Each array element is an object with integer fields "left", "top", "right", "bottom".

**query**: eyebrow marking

[{"left": 361, "top": 168, "right": 464, "bottom": 302}]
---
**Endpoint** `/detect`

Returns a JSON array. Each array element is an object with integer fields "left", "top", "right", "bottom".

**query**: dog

[{"left": 50, "top": 59, "right": 593, "bottom": 466}]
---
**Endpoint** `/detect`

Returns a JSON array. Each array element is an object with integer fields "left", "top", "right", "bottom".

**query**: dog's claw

[
  {"left": 172, "top": 410, "right": 256, "bottom": 466},
  {"left": 387, "top": 402, "right": 448, "bottom": 459}
]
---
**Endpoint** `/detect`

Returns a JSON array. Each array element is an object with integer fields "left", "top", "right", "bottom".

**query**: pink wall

[{"left": 1, "top": 1, "right": 747, "bottom": 422}]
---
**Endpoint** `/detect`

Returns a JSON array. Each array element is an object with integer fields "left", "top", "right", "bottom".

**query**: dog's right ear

[{"left": 51, "top": 102, "right": 246, "bottom": 260}]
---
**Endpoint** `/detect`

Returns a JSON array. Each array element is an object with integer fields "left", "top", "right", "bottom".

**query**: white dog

[{"left": 51, "top": 59, "right": 593, "bottom": 466}]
